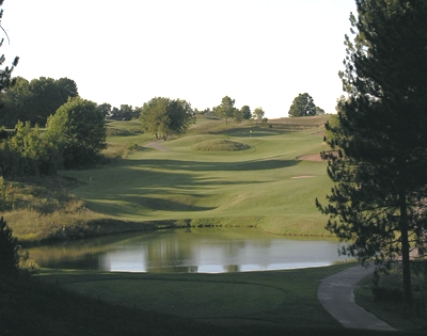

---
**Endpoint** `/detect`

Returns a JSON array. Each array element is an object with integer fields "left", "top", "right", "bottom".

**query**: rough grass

[
  {"left": 0, "top": 176, "right": 164, "bottom": 244},
  {"left": 354, "top": 263, "right": 427, "bottom": 332}
]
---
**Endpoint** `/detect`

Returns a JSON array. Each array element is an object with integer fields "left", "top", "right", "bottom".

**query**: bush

[
  {"left": 372, "top": 286, "right": 404, "bottom": 303},
  {"left": 46, "top": 97, "right": 106, "bottom": 169}
]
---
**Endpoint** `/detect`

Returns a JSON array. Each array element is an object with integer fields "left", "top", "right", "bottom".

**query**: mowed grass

[
  {"left": 61, "top": 116, "right": 333, "bottom": 236},
  {"left": 36, "top": 263, "right": 409, "bottom": 335},
  {"left": 2, "top": 264, "right": 410, "bottom": 336}
]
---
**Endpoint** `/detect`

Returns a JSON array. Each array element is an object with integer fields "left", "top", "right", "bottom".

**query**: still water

[{"left": 27, "top": 228, "right": 349, "bottom": 273}]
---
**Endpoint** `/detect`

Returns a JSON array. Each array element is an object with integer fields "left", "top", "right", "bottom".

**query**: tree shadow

[
  {"left": 123, "top": 158, "right": 297, "bottom": 172},
  {"left": 212, "top": 127, "right": 289, "bottom": 138}
]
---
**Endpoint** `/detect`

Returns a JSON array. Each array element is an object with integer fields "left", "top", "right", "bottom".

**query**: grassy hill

[
  {"left": 59, "top": 115, "right": 334, "bottom": 237},
  {"left": 1, "top": 115, "right": 335, "bottom": 243}
]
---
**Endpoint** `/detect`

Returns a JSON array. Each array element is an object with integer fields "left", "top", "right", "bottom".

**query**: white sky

[{"left": 1, "top": 0, "right": 356, "bottom": 118}]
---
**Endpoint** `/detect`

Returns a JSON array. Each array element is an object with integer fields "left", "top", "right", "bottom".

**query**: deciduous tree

[
  {"left": 46, "top": 97, "right": 106, "bottom": 168},
  {"left": 240, "top": 105, "right": 251, "bottom": 120},
  {"left": 0, "top": 77, "right": 78, "bottom": 127},
  {"left": 288, "top": 93, "right": 316, "bottom": 117},
  {"left": 253, "top": 107, "right": 265, "bottom": 122},
  {"left": 215, "top": 96, "right": 236, "bottom": 126},
  {"left": 140, "top": 97, "right": 194, "bottom": 140},
  {"left": 316, "top": 0, "right": 427, "bottom": 302}
]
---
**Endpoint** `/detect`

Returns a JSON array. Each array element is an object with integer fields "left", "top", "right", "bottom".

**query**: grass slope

[{"left": 61, "top": 116, "right": 333, "bottom": 236}]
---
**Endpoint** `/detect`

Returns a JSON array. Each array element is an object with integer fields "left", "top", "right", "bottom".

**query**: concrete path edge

[{"left": 318, "top": 264, "right": 396, "bottom": 331}]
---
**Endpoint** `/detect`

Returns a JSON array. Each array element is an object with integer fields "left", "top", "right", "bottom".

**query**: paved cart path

[
  {"left": 318, "top": 265, "right": 396, "bottom": 331},
  {"left": 145, "top": 140, "right": 169, "bottom": 151}
]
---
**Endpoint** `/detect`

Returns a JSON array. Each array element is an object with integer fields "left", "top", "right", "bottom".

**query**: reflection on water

[{"left": 27, "top": 228, "right": 349, "bottom": 273}]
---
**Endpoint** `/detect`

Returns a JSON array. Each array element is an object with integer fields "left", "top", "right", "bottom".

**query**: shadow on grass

[
  {"left": 33, "top": 266, "right": 413, "bottom": 336},
  {"left": 212, "top": 127, "right": 289, "bottom": 138},
  {"left": 124, "top": 157, "right": 298, "bottom": 172}
]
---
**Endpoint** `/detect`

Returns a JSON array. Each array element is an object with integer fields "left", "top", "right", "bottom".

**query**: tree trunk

[{"left": 399, "top": 191, "right": 412, "bottom": 302}]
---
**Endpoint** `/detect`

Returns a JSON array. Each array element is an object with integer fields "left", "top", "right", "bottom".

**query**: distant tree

[
  {"left": 0, "top": 216, "right": 19, "bottom": 273},
  {"left": 110, "top": 107, "right": 120, "bottom": 119},
  {"left": 316, "top": 0, "right": 427, "bottom": 302},
  {"left": 119, "top": 104, "right": 133, "bottom": 120},
  {"left": 215, "top": 96, "right": 236, "bottom": 125},
  {"left": 28, "top": 77, "right": 78, "bottom": 125},
  {"left": 316, "top": 106, "right": 325, "bottom": 115},
  {"left": 240, "top": 105, "right": 251, "bottom": 120},
  {"left": 253, "top": 107, "right": 265, "bottom": 122},
  {"left": 133, "top": 106, "right": 143, "bottom": 119},
  {"left": 140, "top": 97, "right": 194, "bottom": 140},
  {"left": 0, "top": 77, "right": 78, "bottom": 127},
  {"left": 0, "top": 77, "right": 29, "bottom": 126},
  {"left": 288, "top": 93, "right": 316, "bottom": 117},
  {"left": 108, "top": 104, "right": 141, "bottom": 120},
  {"left": 46, "top": 97, "right": 106, "bottom": 168},
  {"left": 233, "top": 108, "right": 244, "bottom": 122},
  {"left": 97, "top": 103, "right": 112, "bottom": 118},
  {"left": 202, "top": 108, "right": 212, "bottom": 116}
]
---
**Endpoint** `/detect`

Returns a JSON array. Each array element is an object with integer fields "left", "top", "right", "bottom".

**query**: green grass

[
  {"left": 23, "top": 262, "right": 409, "bottom": 336},
  {"left": 60, "top": 116, "right": 333, "bottom": 236},
  {"left": 1, "top": 115, "right": 334, "bottom": 242},
  {"left": 0, "top": 262, "right": 420, "bottom": 335}
]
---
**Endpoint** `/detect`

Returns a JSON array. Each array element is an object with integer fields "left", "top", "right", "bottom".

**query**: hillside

[{"left": 3, "top": 115, "right": 334, "bottom": 243}]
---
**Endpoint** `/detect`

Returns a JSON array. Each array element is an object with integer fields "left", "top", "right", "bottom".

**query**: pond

[{"left": 27, "top": 228, "right": 350, "bottom": 273}]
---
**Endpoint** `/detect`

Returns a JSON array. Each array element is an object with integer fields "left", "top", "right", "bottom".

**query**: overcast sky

[{"left": 1, "top": 0, "right": 357, "bottom": 118}]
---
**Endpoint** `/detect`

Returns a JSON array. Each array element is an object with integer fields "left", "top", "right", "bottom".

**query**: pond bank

[{"left": 16, "top": 216, "right": 335, "bottom": 248}]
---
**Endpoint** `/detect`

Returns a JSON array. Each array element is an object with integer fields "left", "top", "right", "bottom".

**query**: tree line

[{"left": 196, "top": 96, "right": 267, "bottom": 125}]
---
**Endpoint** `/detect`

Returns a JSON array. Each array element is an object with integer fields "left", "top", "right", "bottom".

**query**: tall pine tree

[
  {"left": 316, "top": 0, "right": 427, "bottom": 302},
  {"left": 0, "top": 1, "right": 19, "bottom": 273},
  {"left": 0, "top": 0, "right": 18, "bottom": 93}
]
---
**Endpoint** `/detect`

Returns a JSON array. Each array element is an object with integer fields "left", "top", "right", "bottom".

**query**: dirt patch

[{"left": 297, "top": 154, "right": 324, "bottom": 161}]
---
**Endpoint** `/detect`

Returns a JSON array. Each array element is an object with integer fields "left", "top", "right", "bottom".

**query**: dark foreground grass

[
  {"left": 1, "top": 263, "right": 408, "bottom": 336},
  {"left": 354, "top": 264, "right": 427, "bottom": 333}
]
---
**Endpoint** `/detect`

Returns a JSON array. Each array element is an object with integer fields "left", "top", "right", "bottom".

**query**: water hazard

[{"left": 27, "top": 228, "right": 350, "bottom": 273}]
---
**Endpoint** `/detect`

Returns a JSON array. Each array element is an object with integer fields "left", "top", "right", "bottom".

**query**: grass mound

[{"left": 191, "top": 139, "right": 250, "bottom": 151}]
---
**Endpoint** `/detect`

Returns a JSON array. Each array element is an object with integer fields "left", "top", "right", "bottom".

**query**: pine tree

[
  {"left": 316, "top": 0, "right": 427, "bottom": 302},
  {"left": 0, "top": 0, "right": 18, "bottom": 93},
  {"left": 0, "top": 216, "right": 19, "bottom": 273}
]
